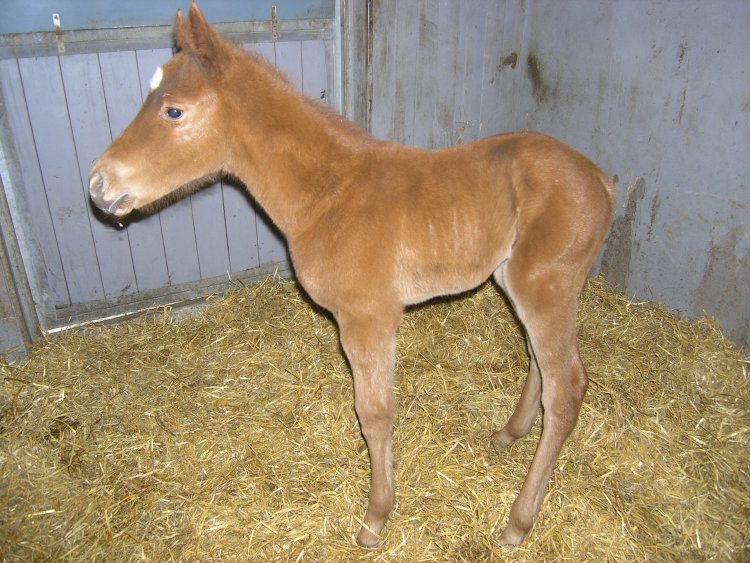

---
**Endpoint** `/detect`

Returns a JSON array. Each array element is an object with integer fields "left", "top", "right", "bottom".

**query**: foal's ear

[
  {"left": 174, "top": 1, "right": 228, "bottom": 75},
  {"left": 173, "top": 7, "right": 192, "bottom": 52}
]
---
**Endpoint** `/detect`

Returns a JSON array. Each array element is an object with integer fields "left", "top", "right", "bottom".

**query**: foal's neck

[{"left": 225, "top": 51, "right": 377, "bottom": 240}]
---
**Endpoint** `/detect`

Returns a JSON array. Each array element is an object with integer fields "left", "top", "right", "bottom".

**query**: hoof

[
  {"left": 491, "top": 429, "right": 517, "bottom": 450},
  {"left": 356, "top": 525, "right": 381, "bottom": 548},
  {"left": 498, "top": 523, "right": 527, "bottom": 546}
]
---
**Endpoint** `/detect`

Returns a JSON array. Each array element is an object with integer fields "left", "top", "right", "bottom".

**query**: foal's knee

[{"left": 355, "top": 398, "right": 394, "bottom": 442}]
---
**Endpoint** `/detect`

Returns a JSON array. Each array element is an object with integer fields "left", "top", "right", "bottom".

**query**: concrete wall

[{"left": 367, "top": 0, "right": 750, "bottom": 349}]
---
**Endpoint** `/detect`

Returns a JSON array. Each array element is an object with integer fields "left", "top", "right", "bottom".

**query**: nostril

[
  {"left": 87, "top": 169, "right": 134, "bottom": 216},
  {"left": 107, "top": 192, "right": 133, "bottom": 215},
  {"left": 89, "top": 172, "right": 104, "bottom": 197}
]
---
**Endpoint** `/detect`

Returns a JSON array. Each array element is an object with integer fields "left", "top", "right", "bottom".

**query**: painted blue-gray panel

[
  {"left": 391, "top": 1, "right": 420, "bottom": 145},
  {"left": 0, "top": 268, "right": 25, "bottom": 358},
  {"left": 0, "top": 0, "right": 335, "bottom": 34},
  {"left": 160, "top": 196, "right": 201, "bottom": 285},
  {"left": 134, "top": 47, "right": 202, "bottom": 286},
  {"left": 2, "top": 28, "right": 330, "bottom": 326},
  {"left": 192, "top": 182, "right": 231, "bottom": 279},
  {"left": 514, "top": 0, "right": 750, "bottom": 348},
  {"left": 301, "top": 40, "right": 327, "bottom": 101},
  {"left": 276, "top": 40, "right": 303, "bottom": 95},
  {"left": 369, "top": 0, "right": 397, "bottom": 143},
  {"left": 417, "top": 0, "right": 461, "bottom": 148},
  {"left": 372, "top": 0, "right": 477, "bottom": 147},
  {"left": 452, "top": 0, "right": 490, "bottom": 145},
  {"left": 371, "top": 0, "right": 523, "bottom": 149},
  {"left": 222, "top": 181, "right": 259, "bottom": 273},
  {"left": 475, "top": 2, "right": 526, "bottom": 141},
  {"left": 98, "top": 49, "right": 170, "bottom": 292},
  {"left": 61, "top": 53, "right": 139, "bottom": 299},
  {"left": 409, "top": 0, "right": 442, "bottom": 148},
  {"left": 18, "top": 55, "right": 103, "bottom": 305},
  {"left": 249, "top": 41, "right": 289, "bottom": 266},
  {"left": 369, "top": 0, "right": 750, "bottom": 348},
  {"left": 0, "top": 59, "right": 68, "bottom": 308}
]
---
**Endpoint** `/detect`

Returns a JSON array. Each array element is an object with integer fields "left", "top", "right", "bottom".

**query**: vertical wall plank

[
  {"left": 370, "top": 2, "right": 398, "bottom": 141},
  {"left": 430, "top": 0, "right": 462, "bottom": 147},
  {"left": 276, "top": 42, "right": 303, "bottom": 88},
  {"left": 61, "top": 53, "right": 138, "bottom": 299},
  {"left": 476, "top": 0, "right": 526, "bottom": 136},
  {"left": 371, "top": 0, "right": 509, "bottom": 148},
  {"left": 99, "top": 50, "right": 169, "bottom": 292},
  {"left": 220, "top": 45, "right": 266, "bottom": 274},
  {"left": 135, "top": 48, "right": 201, "bottom": 286},
  {"left": 301, "top": 40, "right": 327, "bottom": 102},
  {"left": 157, "top": 43, "right": 233, "bottom": 280},
  {"left": 18, "top": 56, "right": 103, "bottom": 304},
  {"left": 392, "top": 1, "right": 421, "bottom": 144},
  {"left": 250, "top": 41, "right": 288, "bottom": 266},
  {"left": 452, "top": 0, "right": 489, "bottom": 145},
  {"left": 411, "top": 1, "right": 442, "bottom": 147},
  {"left": 192, "top": 183, "right": 231, "bottom": 279},
  {"left": 0, "top": 59, "right": 68, "bottom": 308},
  {"left": 222, "top": 181, "right": 259, "bottom": 273}
]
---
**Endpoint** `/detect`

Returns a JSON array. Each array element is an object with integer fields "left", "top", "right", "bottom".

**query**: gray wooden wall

[
  {"left": 1, "top": 0, "right": 748, "bottom": 353},
  {"left": 0, "top": 19, "right": 336, "bottom": 336},
  {"left": 367, "top": 0, "right": 750, "bottom": 350},
  {"left": 1, "top": 41, "right": 322, "bottom": 305}
]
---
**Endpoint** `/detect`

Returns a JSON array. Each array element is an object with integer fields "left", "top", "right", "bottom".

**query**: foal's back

[{"left": 296, "top": 131, "right": 612, "bottom": 311}]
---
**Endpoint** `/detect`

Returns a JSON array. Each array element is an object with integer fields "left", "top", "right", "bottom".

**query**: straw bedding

[{"left": 1, "top": 275, "right": 748, "bottom": 561}]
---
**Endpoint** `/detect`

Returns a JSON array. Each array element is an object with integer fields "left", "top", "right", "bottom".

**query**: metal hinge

[{"left": 52, "top": 13, "right": 65, "bottom": 54}]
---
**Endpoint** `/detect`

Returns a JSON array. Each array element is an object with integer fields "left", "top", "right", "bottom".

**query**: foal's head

[{"left": 89, "top": 3, "right": 232, "bottom": 217}]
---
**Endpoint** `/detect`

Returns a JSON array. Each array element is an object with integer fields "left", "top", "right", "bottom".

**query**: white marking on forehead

[{"left": 149, "top": 66, "right": 163, "bottom": 92}]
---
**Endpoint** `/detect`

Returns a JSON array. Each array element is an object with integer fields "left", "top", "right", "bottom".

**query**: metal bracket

[
  {"left": 271, "top": 5, "right": 279, "bottom": 40},
  {"left": 52, "top": 13, "right": 65, "bottom": 54}
]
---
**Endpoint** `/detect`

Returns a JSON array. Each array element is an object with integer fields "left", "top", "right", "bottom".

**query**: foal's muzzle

[{"left": 88, "top": 171, "right": 133, "bottom": 216}]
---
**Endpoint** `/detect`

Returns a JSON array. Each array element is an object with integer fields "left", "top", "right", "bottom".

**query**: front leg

[{"left": 336, "top": 308, "right": 401, "bottom": 548}]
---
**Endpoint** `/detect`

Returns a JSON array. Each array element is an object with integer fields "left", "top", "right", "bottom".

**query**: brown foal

[{"left": 89, "top": 2, "right": 613, "bottom": 547}]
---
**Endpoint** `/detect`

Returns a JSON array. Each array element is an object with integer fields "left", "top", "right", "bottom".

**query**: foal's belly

[{"left": 394, "top": 228, "right": 514, "bottom": 306}]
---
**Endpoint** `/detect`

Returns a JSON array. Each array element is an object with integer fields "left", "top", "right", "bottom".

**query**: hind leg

[
  {"left": 491, "top": 340, "right": 541, "bottom": 449},
  {"left": 495, "top": 264, "right": 590, "bottom": 546},
  {"left": 491, "top": 265, "right": 542, "bottom": 449}
]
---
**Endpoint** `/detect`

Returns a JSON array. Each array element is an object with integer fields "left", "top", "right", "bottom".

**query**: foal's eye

[{"left": 166, "top": 107, "right": 183, "bottom": 119}]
